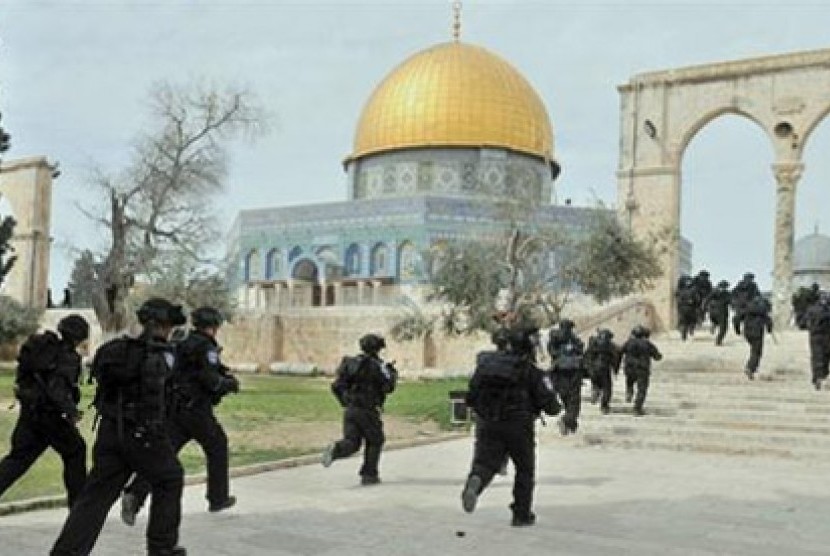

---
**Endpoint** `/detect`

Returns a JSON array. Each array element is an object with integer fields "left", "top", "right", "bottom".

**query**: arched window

[
  {"left": 245, "top": 249, "right": 262, "bottom": 282},
  {"left": 371, "top": 242, "right": 388, "bottom": 276},
  {"left": 345, "top": 243, "right": 362, "bottom": 276},
  {"left": 266, "top": 248, "right": 282, "bottom": 279}
]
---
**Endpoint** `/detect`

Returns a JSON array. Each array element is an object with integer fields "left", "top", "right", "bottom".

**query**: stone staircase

[{"left": 549, "top": 328, "right": 830, "bottom": 459}]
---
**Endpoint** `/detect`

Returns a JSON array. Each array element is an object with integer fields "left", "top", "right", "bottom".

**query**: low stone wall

[{"left": 218, "top": 297, "right": 656, "bottom": 377}]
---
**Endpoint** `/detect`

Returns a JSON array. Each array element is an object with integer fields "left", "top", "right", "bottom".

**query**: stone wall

[{"left": 218, "top": 296, "right": 656, "bottom": 377}]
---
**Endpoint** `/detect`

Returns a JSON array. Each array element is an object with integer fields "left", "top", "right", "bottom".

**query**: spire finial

[{"left": 452, "top": 1, "right": 462, "bottom": 42}]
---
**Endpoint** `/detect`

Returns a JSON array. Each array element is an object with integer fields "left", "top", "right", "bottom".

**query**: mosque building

[
  {"left": 227, "top": 26, "right": 605, "bottom": 312},
  {"left": 793, "top": 228, "right": 830, "bottom": 290}
]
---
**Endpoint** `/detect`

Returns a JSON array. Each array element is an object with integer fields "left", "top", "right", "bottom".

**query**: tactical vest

[
  {"left": 335, "top": 355, "right": 389, "bottom": 409},
  {"left": 14, "top": 331, "right": 63, "bottom": 408},
  {"left": 92, "top": 336, "right": 174, "bottom": 429},
  {"left": 470, "top": 352, "right": 532, "bottom": 421}
]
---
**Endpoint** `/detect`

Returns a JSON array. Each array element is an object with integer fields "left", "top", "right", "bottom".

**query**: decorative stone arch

[
  {"left": 288, "top": 246, "right": 303, "bottom": 263},
  {"left": 290, "top": 257, "right": 320, "bottom": 282},
  {"left": 618, "top": 48, "right": 830, "bottom": 328},
  {"left": 244, "top": 248, "right": 262, "bottom": 282},
  {"left": 0, "top": 157, "right": 55, "bottom": 308},
  {"left": 315, "top": 245, "right": 342, "bottom": 280}
]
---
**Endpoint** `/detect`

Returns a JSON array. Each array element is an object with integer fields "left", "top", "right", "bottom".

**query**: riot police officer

[
  {"left": 0, "top": 314, "right": 89, "bottom": 507},
  {"left": 547, "top": 318, "right": 584, "bottom": 435},
  {"left": 692, "top": 270, "right": 713, "bottom": 325},
  {"left": 732, "top": 272, "right": 761, "bottom": 335},
  {"left": 737, "top": 295, "right": 773, "bottom": 380},
  {"left": 584, "top": 328, "right": 621, "bottom": 414},
  {"left": 620, "top": 325, "right": 662, "bottom": 416},
  {"left": 675, "top": 280, "right": 700, "bottom": 341},
  {"left": 121, "top": 306, "right": 239, "bottom": 525},
  {"left": 705, "top": 280, "right": 732, "bottom": 346},
  {"left": 461, "top": 326, "right": 560, "bottom": 526},
  {"left": 792, "top": 283, "right": 821, "bottom": 329},
  {"left": 802, "top": 293, "right": 830, "bottom": 389},
  {"left": 51, "top": 298, "right": 187, "bottom": 556},
  {"left": 322, "top": 333, "right": 398, "bottom": 485}
]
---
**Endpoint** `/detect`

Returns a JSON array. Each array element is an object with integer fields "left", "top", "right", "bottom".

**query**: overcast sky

[{"left": 3, "top": 0, "right": 830, "bottom": 292}]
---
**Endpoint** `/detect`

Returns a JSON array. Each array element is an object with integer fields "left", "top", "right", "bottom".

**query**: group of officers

[
  {"left": 460, "top": 317, "right": 662, "bottom": 525},
  {"left": 6, "top": 278, "right": 830, "bottom": 542},
  {"left": 0, "top": 298, "right": 240, "bottom": 555}
]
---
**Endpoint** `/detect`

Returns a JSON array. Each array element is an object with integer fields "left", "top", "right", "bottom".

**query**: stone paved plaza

[{"left": 2, "top": 434, "right": 829, "bottom": 555}]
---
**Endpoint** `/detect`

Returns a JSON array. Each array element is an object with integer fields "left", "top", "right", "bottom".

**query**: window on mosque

[
  {"left": 398, "top": 241, "right": 418, "bottom": 280},
  {"left": 371, "top": 243, "right": 388, "bottom": 276},
  {"left": 245, "top": 249, "right": 262, "bottom": 282},
  {"left": 267, "top": 249, "right": 282, "bottom": 279}
]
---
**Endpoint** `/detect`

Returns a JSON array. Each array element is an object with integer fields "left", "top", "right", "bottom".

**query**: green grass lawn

[{"left": 0, "top": 372, "right": 467, "bottom": 504}]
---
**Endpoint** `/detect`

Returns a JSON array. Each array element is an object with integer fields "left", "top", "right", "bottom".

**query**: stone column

[
  {"left": 357, "top": 281, "right": 366, "bottom": 306},
  {"left": 286, "top": 280, "right": 295, "bottom": 308},
  {"left": 371, "top": 280, "right": 382, "bottom": 305},
  {"left": 772, "top": 162, "right": 803, "bottom": 328},
  {"left": 319, "top": 280, "right": 327, "bottom": 307},
  {"left": 616, "top": 165, "right": 680, "bottom": 331}
]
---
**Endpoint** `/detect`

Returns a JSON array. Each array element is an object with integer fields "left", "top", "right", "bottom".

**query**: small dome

[
  {"left": 348, "top": 41, "right": 554, "bottom": 163},
  {"left": 794, "top": 232, "right": 830, "bottom": 272}
]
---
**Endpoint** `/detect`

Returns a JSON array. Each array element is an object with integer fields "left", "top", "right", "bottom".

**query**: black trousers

[
  {"left": 0, "top": 409, "right": 86, "bottom": 507},
  {"left": 552, "top": 371, "right": 582, "bottom": 431},
  {"left": 809, "top": 333, "right": 830, "bottom": 383},
  {"left": 744, "top": 334, "right": 764, "bottom": 373},
  {"left": 589, "top": 368, "right": 613, "bottom": 411},
  {"left": 625, "top": 369, "right": 650, "bottom": 411},
  {"left": 125, "top": 405, "right": 229, "bottom": 509},
  {"left": 468, "top": 419, "right": 535, "bottom": 519},
  {"left": 710, "top": 311, "right": 728, "bottom": 345},
  {"left": 331, "top": 406, "right": 385, "bottom": 478},
  {"left": 50, "top": 418, "right": 184, "bottom": 555},
  {"left": 678, "top": 309, "right": 697, "bottom": 341}
]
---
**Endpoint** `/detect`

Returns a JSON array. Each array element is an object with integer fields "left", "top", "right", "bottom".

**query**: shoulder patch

[{"left": 207, "top": 350, "right": 220, "bottom": 365}]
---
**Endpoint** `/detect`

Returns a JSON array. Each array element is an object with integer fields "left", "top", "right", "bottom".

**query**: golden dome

[{"left": 349, "top": 41, "right": 554, "bottom": 162}]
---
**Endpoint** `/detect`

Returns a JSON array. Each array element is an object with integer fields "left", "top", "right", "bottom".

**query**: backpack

[
  {"left": 471, "top": 353, "right": 529, "bottom": 421},
  {"left": 14, "top": 331, "right": 63, "bottom": 406}
]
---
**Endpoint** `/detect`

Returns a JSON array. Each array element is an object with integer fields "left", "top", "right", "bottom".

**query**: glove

[
  {"left": 220, "top": 376, "right": 240, "bottom": 395},
  {"left": 543, "top": 396, "right": 561, "bottom": 416}
]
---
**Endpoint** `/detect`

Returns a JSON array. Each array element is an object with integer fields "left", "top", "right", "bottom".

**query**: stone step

[{"left": 571, "top": 419, "right": 830, "bottom": 451}]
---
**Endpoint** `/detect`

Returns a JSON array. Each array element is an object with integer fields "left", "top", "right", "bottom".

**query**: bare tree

[{"left": 79, "top": 82, "right": 264, "bottom": 331}]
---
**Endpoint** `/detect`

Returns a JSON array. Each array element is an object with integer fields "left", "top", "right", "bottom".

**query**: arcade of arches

[{"left": 619, "top": 47, "right": 830, "bottom": 329}]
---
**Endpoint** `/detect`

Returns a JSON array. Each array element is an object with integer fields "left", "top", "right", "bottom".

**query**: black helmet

[
  {"left": 191, "top": 306, "right": 224, "bottom": 329},
  {"left": 597, "top": 328, "right": 614, "bottom": 341},
  {"left": 136, "top": 297, "right": 187, "bottom": 326},
  {"left": 559, "top": 319, "right": 574, "bottom": 330},
  {"left": 743, "top": 272, "right": 755, "bottom": 282},
  {"left": 58, "top": 314, "right": 89, "bottom": 344},
  {"left": 698, "top": 269, "right": 710, "bottom": 277},
  {"left": 490, "top": 327, "right": 510, "bottom": 349},
  {"left": 508, "top": 326, "right": 537, "bottom": 355},
  {"left": 359, "top": 333, "right": 386, "bottom": 354},
  {"left": 718, "top": 280, "right": 729, "bottom": 289},
  {"left": 812, "top": 282, "right": 821, "bottom": 293},
  {"left": 632, "top": 325, "right": 648, "bottom": 339}
]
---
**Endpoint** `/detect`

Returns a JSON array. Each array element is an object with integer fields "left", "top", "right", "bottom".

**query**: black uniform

[
  {"left": 326, "top": 350, "right": 397, "bottom": 482},
  {"left": 462, "top": 339, "right": 559, "bottom": 525},
  {"left": 0, "top": 332, "right": 86, "bottom": 506},
  {"left": 584, "top": 331, "right": 621, "bottom": 414},
  {"left": 51, "top": 333, "right": 184, "bottom": 556},
  {"left": 792, "top": 284, "right": 820, "bottom": 330},
  {"left": 123, "top": 329, "right": 238, "bottom": 514},
  {"left": 803, "top": 299, "right": 830, "bottom": 388},
  {"left": 705, "top": 285, "right": 731, "bottom": 346},
  {"left": 692, "top": 271, "right": 713, "bottom": 325},
  {"left": 620, "top": 333, "right": 662, "bottom": 415},
  {"left": 731, "top": 276, "right": 761, "bottom": 334},
  {"left": 676, "top": 285, "right": 699, "bottom": 341},
  {"left": 547, "top": 322, "right": 584, "bottom": 434},
  {"left": 737, "top": 297, "right": 772, "bottom": 378}
]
